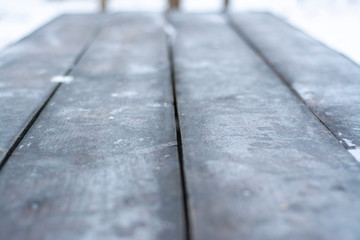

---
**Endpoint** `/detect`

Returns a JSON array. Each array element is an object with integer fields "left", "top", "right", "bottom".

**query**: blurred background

[{"left": 1, "top": 0, "right": 360, "bottom": 64}]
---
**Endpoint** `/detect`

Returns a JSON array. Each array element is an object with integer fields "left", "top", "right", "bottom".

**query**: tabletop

[{"left": 0, "top": 12, "right": 360, "bottom": 240}]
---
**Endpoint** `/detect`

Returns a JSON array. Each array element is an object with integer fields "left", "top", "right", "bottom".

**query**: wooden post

[
  {"left": 101, "top": 0, "right": 107, "bottom": 12},
  {"left": 224, "top": 0, "right": 230, "bottom": 12},
  {"left": 168, "top": 0, "right": 180, "bottom": 10}
]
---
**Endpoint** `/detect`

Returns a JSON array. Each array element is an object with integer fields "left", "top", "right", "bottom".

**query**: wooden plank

[
  {"left": 170, "top": 13, "right": 360, "bottom": 240},
  {"left": 229, "top": 12, "right": 360, "bottom": 162},
  {"left": 0, "top": 15, "right": 100, "bottom": 165},
  {"left": 0, "top": 13, "right": 183, "bottom": 239}
]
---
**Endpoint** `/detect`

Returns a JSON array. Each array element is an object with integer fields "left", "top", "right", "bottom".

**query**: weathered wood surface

[
  {"left": 170, "top": 13, "right": 360, "bottom": 240},
  {"left": 230, "top": 12, "right": 360, "bottom": 161},
  {"left": 0, "top": 15, "right": 100, "bottom": 165},
  {"left": 0, "top": 13, "right": 183, "bottom": 240}
]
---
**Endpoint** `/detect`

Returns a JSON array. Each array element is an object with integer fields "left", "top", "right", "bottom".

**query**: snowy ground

[{"left": 1, "top": 0, "right": 360, "bottom": 64}]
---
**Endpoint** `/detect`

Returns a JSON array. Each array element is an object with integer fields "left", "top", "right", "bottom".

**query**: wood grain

[
  {"left": 0, "top": 15, "right": 100, "bottom": 165},
  {"left": 230, "top": 12, "right": 360, "bottom": 160},
  {"left": 0, "top": 13, "right": 183, "bottom": 240},
  {"left": 170, "top": 13, "right": 360, "bottom": 240}
]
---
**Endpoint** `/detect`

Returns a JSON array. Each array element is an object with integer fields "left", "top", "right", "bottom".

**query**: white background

[{"left": 1, "top": 0, "right": 360, "bottom": 64}]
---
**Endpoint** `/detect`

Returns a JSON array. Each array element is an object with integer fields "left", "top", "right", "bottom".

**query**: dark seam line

[
  {"left": 225, "top": 14, "right": 349, "bottom": 150},
  {"left": 0, "top": 83, "right": 60, "bottom": 171},
  {"left": 0, "top": 21, "right": 103, "bottom": 172},
  {"left": 164, "top": 14, "right": 192, "bottom": 240}
]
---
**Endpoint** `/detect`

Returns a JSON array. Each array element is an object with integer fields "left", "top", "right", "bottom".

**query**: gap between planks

[
  {"left": 1, "top": 13, "right": 193, "bottom": 240},
  {"left": 224, "top": 13, "right": 360, "bottom": 163},
  {"left": 164, "top": 13, "right": 192, "bottom": 240},
  {"left": 0, "top": 21, "right": 103, "bottom": 172}
]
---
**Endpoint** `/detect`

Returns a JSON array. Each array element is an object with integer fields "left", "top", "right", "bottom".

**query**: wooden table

[{"left": 0, "top": 12, "right": 360, "bottom": 240}]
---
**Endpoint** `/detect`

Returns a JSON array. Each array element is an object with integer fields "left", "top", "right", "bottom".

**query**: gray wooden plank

[
  {"left": 0, "top": 14, "right": 100, "bottom": 165},
  {"left": 170, "top": 13, "right": 360, "bottom": 240},
  {"left": 0, "top": 13, "right": 183, "bottom": 240},
  {"left": 229, "top": 12, "right": 360, "bottom": 162}
]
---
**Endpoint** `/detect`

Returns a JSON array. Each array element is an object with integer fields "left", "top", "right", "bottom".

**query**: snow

[
  {"left": 0, "top": 0, "right": 96, "bottom": 50},
  {"left": 349, "top": 148, "right": 360, "bottom": 164},
  {"left": 343, "top": 138, "right": 360, "bottom": 163},
  {"left": 231, "top": 0, "right": 360, "bottom": 65},
  {"left": 51, "top": 75, "right": 74, "bottom": 84},
  {"left": 1, "top": 0, "right": 360, "bottom": 65}
]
